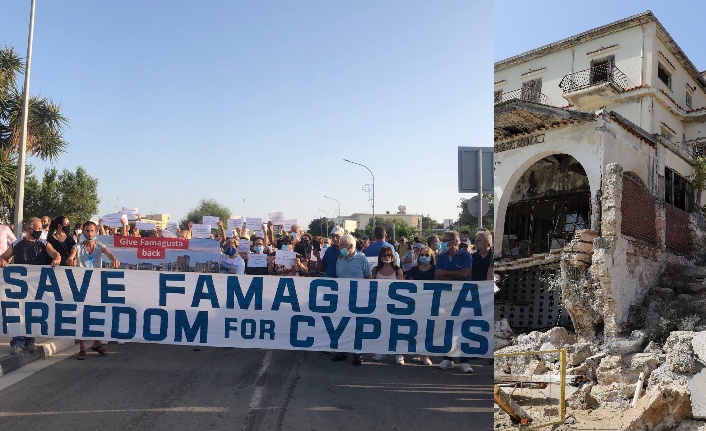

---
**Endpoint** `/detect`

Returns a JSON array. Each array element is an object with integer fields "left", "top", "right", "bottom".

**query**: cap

[
  {"left": 329, "top": 226, "right": 345, "bottom": 235},
  {"left": 412, "top": 242, "right": 424, "bottom": 249}
]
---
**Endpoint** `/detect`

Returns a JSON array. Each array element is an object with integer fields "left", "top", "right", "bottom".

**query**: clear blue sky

[
  {"left": 495, "top": 2, "right": 706, "bottom": 70},
  {"left": 2, "top": 1, "right": 493, "bottom": 229}
]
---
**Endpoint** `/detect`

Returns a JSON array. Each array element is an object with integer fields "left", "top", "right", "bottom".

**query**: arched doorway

[{"left": 502, "top": 154, "right": 591, "bottom": 258}]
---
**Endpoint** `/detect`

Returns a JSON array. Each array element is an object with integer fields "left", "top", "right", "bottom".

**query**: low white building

[{"left": 494, "top": 11, "right": 706, "bottom": 339}]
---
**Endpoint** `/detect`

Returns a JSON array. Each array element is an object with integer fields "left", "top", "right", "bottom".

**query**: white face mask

[{"left": 382, "top": 258, "right": 392, "bottom": 264}]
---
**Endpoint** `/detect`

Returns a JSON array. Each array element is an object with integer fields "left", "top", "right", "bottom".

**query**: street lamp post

[
  {"left": 343, "top": 159, "right": 374, "bottom": 227},
  {"left": 323, "top": 195, "right": 341, "bottom": 225},
  {"left": 317, "top": 209, "right": 328, "bottom": 236}
]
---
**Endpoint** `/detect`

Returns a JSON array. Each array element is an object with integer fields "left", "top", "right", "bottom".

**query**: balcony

[
  {"left": 559, "top": 65, "right": 632, "bottom": 108},
  {"left": 495, "top": 88, "right": 552, "bottom": 106}
]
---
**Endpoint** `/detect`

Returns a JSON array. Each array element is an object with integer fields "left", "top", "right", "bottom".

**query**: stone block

[
  {"left": 666, "top": 331, "right": 698, "bottom": 374},
  {"left": 689, "top": 366, "right": 706, "bottom": 420},
  {"left": 619, "top": 383, "right": 692, "bottom": 431}
]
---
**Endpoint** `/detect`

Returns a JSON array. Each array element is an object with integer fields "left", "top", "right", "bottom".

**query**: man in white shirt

[{"left": 0, "top": 224, "right": 16, "bottom": 255}]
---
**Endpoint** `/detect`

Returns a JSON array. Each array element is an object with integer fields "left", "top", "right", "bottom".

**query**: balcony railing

[
  {"left": 559, "top": 64, "right": 631, "bottom": 94},
  {"left": 495, "top": 88, "right": 552, "bottom": 105}
]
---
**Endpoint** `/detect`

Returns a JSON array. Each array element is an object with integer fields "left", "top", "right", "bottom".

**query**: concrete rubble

[{"left": 494, "top": 320, "right": 706, "bottom": 430}]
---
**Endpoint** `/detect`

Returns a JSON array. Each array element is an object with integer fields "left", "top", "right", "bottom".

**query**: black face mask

[
  {"left": 31, "top": 230, "right": 42, "bottom": 240},
  {"left": 62, "top": 225, "right": 72, "bottom": 235}
]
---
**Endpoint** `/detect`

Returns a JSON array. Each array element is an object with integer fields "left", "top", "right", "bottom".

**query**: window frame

[{"left": 657, "top": 63, "right": 672, "bottom": 90}]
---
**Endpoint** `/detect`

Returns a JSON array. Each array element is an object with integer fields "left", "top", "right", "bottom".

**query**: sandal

[
  {"left": 91, "top": 345, "right": 108, "bottom": 356},
  {"left": 77, "top": 351, "right": 86, "bottom": 360}
]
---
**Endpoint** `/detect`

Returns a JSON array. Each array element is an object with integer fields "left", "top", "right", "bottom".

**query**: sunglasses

[
  {"left": 382, "top": 254, "right": 393, "bottom": 257},
  {"left": 419, "top": 254, "right": 431, "bottom": 257}
]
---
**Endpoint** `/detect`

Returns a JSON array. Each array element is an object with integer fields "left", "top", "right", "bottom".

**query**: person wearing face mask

[
  {"left": 271, "top": 235, "right": 308, "bottom": 276},
  {"left": 434, "top": 230, "right": 473, "bottom": 373},
  {"left": 315, "top": 226, "right": 344, "bottom": 278},
  {"left": 244, "top": 236, "right": 272, "bottom": 276},
  {"left": 294, "top": 233, "right": 313, "bottom": 260},
  {"left": 68, "top": 221, "right": 120, "bottom": 360},
  {"left": 47, "top": 215, "right": 77, "bottom": 266},
  {"left": 331, "top": 234, "right": 372, "bottom": 366},
  {"left": 401, "top": 242, "right": 422, "bottom": 273},
  {"left": 401, "top": 245, "right": 436, "bottom": 366},
  {"left": 0, "top": 217, "right": 63, "bottom": 354},
  {"left": 219, "top": 238, "right": 245, "bottom": 275},
  {"left": 40, "top": 215, "right": 51, "bottom": 241}
]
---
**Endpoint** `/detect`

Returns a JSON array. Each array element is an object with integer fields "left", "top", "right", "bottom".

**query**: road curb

[{"left": 0, "top": 338, "right": 77, "bottom": 377}]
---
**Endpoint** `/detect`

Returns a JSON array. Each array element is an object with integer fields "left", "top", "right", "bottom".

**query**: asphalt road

[{"left": 0, "top": 343, "right": 492, "bottom": 431}]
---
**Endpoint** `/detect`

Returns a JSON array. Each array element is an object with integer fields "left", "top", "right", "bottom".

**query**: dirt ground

[
  {"left": 494, "top": 406, "right": 628, "bottom": 430},
  {"left": 494, "top": 383, "right": 628, "bottom": 430}
]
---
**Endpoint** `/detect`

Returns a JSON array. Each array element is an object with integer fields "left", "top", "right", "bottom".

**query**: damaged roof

[{"left": 494, "top": 100, "right": 594, "bottom": 141}]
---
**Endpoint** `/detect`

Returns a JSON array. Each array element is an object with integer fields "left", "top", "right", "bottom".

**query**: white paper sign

[
  {"left": 268, "top": 212, "right": 285, "bottom": 225},
  {"left": 248, "top": 254, "right": 268, "bottom": 268},
  {"left": 283, "top": 219, "right": 297, "bottom": 231},
  {"left": 160, "top": 228, "right": 178, "bottom": 238},
  {"left": 275, "top": 250, "right": 297, "bottom": 266},
  {"left": 227, "top": 218, "right": 244, "bottom": 232},
  {"left": 136, "top": 221, "right": 156, "bottom": 230},
  {"left": 367, "top": 256, "right": 379, "bottom": 267},
  {"left": 101, "top": 213, "right": 125, "bottom": 228},
  {"left": 253, "top": 230, "right": 264, "bottom": 238},
  {"left": 202, "top": 216, "right": 220, "bottom": 226},
  {"left": 246, "top": 218, "right": 263, "bottom": 230},
  {"left": 237, "top": 239, "right": 251, "bottom": 253},
  {"left": 191, "top": 224, "right": 212, "bottom": 239},
  {"left": 166, "top": 222, "right": 178, "bottom": 234},
  {"left": 122, "top": 207, "right": 139, "bottom": 221}
]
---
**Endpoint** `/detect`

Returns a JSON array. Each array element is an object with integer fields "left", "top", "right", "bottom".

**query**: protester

[
  {"left": 401, "top": 242, "right": 422, "bottom": 273},
  {"left": 0, "top": 223, "right": 16, "bottom": 255},
  {"left": 244, "top": 235, "right": 272, "bottom": 276},
  {"left": 220, "top": 237, "right": 245, "bottom": 274},
  {"left": 427, "top": 235, "right": 440, "bottom": 255},
  {"left": 331, "top": 234, "right": 372, "bottom": 365},
  {"left": 371, "top": 245, "right": 404, "bottom": 364},
  {"left": 471, "top": 230, "right": 493, "bottom": 281},
  {"left": 434, "top": 230, "right": 473, "bottom": 373},
  {"left": 405, "top": 245, "right": 436, "bottom": 366},
  {"left": 0, "top": 218, "right": 62, "bottom": 354},
  {"left": 363, "top": 226, "right": 399, "bottom": 265},
  {"left": 315, "top": 226, "right": 344, "bottom": 278},
  {"left": 47, "top": 215, "right": 77, "bottom": 266},
  {"left": 40, "top": 215, "right": 51, "bottom": 241},
  {"left": 68, "top": 221, "right": 121, "bottom": 360}
]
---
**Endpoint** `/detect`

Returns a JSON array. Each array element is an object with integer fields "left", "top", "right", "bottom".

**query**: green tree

[
  {"left": 21, "top": 166, "right": 99, "bottom": 223},
  {"left": 307, "top": 217, "right": 334, "bottom": 237},
  {"left": 351, "top": 217, "right": 419, "bottom": 242},
  {"left": 0, "top": 46, "right": 68, "bottom": 213},
  {"left": 179, "top": 198, "right": 231, "bottom": 230},
  {"left": 456, "top": 193, "right": 494, "bottom": 233}
]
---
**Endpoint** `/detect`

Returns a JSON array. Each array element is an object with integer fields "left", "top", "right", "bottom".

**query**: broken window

[
  {"left": 686, "top": 91, "right": 693, "bottom": 109},
  {"left": 521, "top": 78, "right": 542, "bottom": 103},
  {"left": 665, "top": 167, "right": 694, "bottom": 212},
  {"left": 589, "top": 55, "right": 614, "bottom": 85},
  {"left": 503, "top": 193, "right": 591, "bottom": 258},
  {"left": 657, "top": 63, "right": 672, "bottom": 90}
]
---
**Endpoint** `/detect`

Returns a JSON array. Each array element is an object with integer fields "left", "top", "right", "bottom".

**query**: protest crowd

[{"left": 0, "top": 212, "right": 493, "bottom": 372}]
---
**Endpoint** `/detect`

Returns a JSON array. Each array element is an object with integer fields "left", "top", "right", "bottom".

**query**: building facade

[{"left": 494, "top": 11, "right": 706, "bottom": 339}]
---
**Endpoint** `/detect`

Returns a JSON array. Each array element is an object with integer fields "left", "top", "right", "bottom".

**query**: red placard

[
  {"left": 114, "top": 236, "right": 188, "bottom": 249},
  {"left": 137, "top": 247, "right": 166, "bottom": 259}
]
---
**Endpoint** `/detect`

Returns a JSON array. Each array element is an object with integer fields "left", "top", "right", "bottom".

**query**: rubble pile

[{"left": 494, "top": 320, "right": 706, "bottom": 430}]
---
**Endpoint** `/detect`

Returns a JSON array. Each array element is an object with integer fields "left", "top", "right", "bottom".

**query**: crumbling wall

[{"left": 593, "top": 163, "right": 666, "bottom": 339}]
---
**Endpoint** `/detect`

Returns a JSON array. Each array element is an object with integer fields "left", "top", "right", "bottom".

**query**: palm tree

[{"left": 0, "top": 45, "right": 68, "bottom": 219}]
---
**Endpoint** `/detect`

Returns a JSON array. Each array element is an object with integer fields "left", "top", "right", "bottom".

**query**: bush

[{"left": 649, "top": 301, "right": 706, "bottom": 346}]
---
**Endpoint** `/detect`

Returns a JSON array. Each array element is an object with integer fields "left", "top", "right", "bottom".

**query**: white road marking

[{"left": 246, "top": 350, "right": 272, "bottom": 412}]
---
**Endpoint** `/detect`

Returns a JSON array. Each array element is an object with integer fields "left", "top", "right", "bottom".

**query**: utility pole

[{"left": 13, "top": 0, "right": 36, "bottom": 237}]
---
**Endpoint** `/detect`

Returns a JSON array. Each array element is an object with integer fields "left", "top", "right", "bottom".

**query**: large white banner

[{"left": 0, "top": 266, "right": 493, "bottom": 357}]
